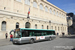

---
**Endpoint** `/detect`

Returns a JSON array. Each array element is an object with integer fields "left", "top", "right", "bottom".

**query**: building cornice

[
  {"left": 42, "top": 0, "right": 66, "bottom": 14},
  {"left": 0, "top": 10, "right": 67, "bottom": 26},
  {"left": 0, "top": 10, "right": 27, "bottom": 18}
]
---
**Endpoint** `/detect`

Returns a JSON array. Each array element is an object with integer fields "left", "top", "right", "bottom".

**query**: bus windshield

[
  {"left": 14, "top": 31, "right": 21, "bottom": 38},
  {"left": 14, "top": 29, "right": 21, "bottom": 38},
  {"left": 10, "top": 29, "right": 21, "bottom": 38}
]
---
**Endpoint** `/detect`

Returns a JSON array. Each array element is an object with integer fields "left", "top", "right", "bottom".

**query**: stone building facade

[{"left": 0, "top": 0, "right": 67, "bottom": 39}]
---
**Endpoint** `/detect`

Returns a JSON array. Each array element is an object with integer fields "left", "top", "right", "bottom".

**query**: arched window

[
  {"left": 58, "top": 27, "right": 59, "bottom": 31},
  {"left": 65, "top": 27, "right": 66, "bottom": 31},
  {"left": 53, "top": 10, "right": 55, "bottom": 15},
  {"left": 40, "top": 4, "right": 43, "bottom": 10},
  {"left": 25, "top": 22, "right": 30, "bottom": 28},
  {"left": 33, "top": 1, "right": 37, "bottom": 8},
  {"left": 16, "top": 0, "right": 21, "bottom": 2},
  {"left": 61, "top": 27, "right": 62, "bottom": 31},
  {"left": 62, "top": 14, "right": 63, "bottom": 17},
  {"left": 25, "top": 0, "right": 30, "bottom": 5},
  {"left": 45, "top": 6, "right": 48, "bottom": 12},
  {"left": 1, "top": 21, "right": 6, "bottom": 31},
  {"left": 59, "top": 13, "right": 61, "bottom": 17},
  {"left": 63, "top": 27, "right": 64, "bottom": 31},
  {"left": 16, "top": 22, "right": 19, "bottom": 29},
  {"left": 42, "top": 25, "right": 43, "bottom": 29},
  {"left": 35, "top": 24, "right": 37, "bottom": 29},
  {"left": 55, "top": 26, "right": 56, "bottom": 31},
  {"left": 57, "top": 11, "right": 58, "bottom": 16},
  {"left": 58, "top": 12, "right": 59, "bottom": 16},
  {"left": 50, "top": 8, "right": 52, "bottom": 13},
  {"left": 60, "top": 13, "right": 61, "bottom": 17},
  {"left": 47, "top": 26, "right": 49, "bottom": 29}
]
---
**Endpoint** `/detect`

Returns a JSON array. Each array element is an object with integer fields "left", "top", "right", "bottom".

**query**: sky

[{"left": 47, "top": 0, "right": 75, "bottom": 14}]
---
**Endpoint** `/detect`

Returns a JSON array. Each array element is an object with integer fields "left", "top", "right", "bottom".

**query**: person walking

[
  {"left": 57, "top": 32, "right": 59, "bottom": 36},
  {"left": 10, "top": 34, "right": 13, "bottom": 41},
  {"left": 62, "top": 32, "right": 65, "bottom": 36},
  {"left": 5, "top": 33, "right": 8, "bottom": 39}
]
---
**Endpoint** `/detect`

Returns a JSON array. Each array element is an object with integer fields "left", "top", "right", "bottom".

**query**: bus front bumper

[{"left": 13, "top": 39, "right": 22, "bottom": 44}]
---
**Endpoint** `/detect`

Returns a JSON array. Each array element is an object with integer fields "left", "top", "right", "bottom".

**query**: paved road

[
  {"left": 0, "top": 39, "right": 12, "bottom": 46},
  {"left": 0, "top": 36, "right": 75, "bottom": 50}
]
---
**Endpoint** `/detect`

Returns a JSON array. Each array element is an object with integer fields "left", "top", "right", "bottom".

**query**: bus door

[{"left": 21, "top": 30, "right": 30, "bottom": 42}]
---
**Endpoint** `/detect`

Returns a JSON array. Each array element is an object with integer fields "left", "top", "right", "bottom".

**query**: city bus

[{"left": 10, "top": 28, "right": 56, "bottom": 44}]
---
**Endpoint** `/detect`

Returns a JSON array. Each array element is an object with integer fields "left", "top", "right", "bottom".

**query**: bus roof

[{"left": 19, "top": 28, "right": 55, "bottom": 31}]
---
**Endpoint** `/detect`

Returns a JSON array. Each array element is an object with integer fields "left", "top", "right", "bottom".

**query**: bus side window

[
  {"left": 29, "top": 31, "right": 34, "bottom": 36},
  {"left": 47, "top": 31, "right": 51, "bottom": 35},
  {"left": 32, "top": 32, "right": 35, "bottom": 36},
  {"left": 43, "top": 33, "right": 46, "bottom": 36},
  {"left": 22, "top": 31, "right": 25, "bottom": 37},
  {"left": 44, "top": 32, "right": 47, "bottom": 35},
  {"left": 25, "top": 31, "right": 29, "bottom": 37},
  {"left": 29, "top": 32, "right": 32, "bottom": 36},
  {"left": 52, "top": 31, "right": 55, "bottom": 35},
  {"left": 22, "top": 31, "right": 29, "bottom": 37},
  {"left": 34, "top": 33, "right": 37, "bottom": 36},
  {"left": 39, "top": 33, "right": 41, "bottom": 36},
  {"left": 41, "top": 32, "right": 43, "bottom": 36},
  {"left": 46, "top": 31, "right": 49, "bottom": 35}
]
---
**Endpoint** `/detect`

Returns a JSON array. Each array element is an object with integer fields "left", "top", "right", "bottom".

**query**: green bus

[{"left": 10, "top": 28, "right": 56, "bottom": 44}]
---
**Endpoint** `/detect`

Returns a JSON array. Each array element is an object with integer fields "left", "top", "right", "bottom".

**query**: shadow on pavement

[
  {"left": 13, "top": 40, "right": 48, "bottom": 45},
  {"left": 60, "top": 35, "right": 75, "bottom": 39},
  {"left": 71, "top": 48, "right": 75, "bottom": 50},
  {"left": 13, "top": 43, "right": 29, "bottom": 45},
  {"left": 13, "top": 39, "right": 54, "bottom": 45}
]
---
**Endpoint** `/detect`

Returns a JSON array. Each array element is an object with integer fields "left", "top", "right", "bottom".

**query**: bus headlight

[{"left": 18, "top": 38, "right": 21, "bottom": 41}]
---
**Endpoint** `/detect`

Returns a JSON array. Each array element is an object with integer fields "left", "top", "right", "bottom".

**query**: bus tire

[
  {"left": 49, "top": 37, "right": 52, "bottom": 41},
  {"left": 30, "top": 39, "right": 34, "bottom": 44}
]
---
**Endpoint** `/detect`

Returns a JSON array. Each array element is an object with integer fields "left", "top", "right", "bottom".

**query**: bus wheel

[
  {"left": 30, "top": 39, "right": 34, "bottom": 44},
  {"left": 49, "top": 37, "right": 52, "bottom": 41}
]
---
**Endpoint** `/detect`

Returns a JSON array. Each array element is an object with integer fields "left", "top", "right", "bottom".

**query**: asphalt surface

[
  {"left": 0, "top": 35, "right": 75, "bottom": 50},
  {"left": 0, "top": 39, "right": 12, "bottom": 46}
]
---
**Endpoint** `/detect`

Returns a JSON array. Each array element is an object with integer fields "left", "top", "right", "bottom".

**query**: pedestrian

[
  {"left": 62, "top": 32, "right": 65, "bottom": 36},
  {"left": 5, "top": 33, "right": 8, "bottom": 39},
  {"left": 57, "top": 32, "right": 59, "bottom": 36},
  {"left": 10, "top": 34, "right": 13, "bottom": 41}
]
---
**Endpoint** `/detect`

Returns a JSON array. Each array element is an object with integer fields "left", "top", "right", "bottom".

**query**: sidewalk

[
  {"left": 57, "top": 35, "right": 75, "bottom": 38},
  {"left": 0, "top": 39, "right": 12, "bottom": 47}
]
